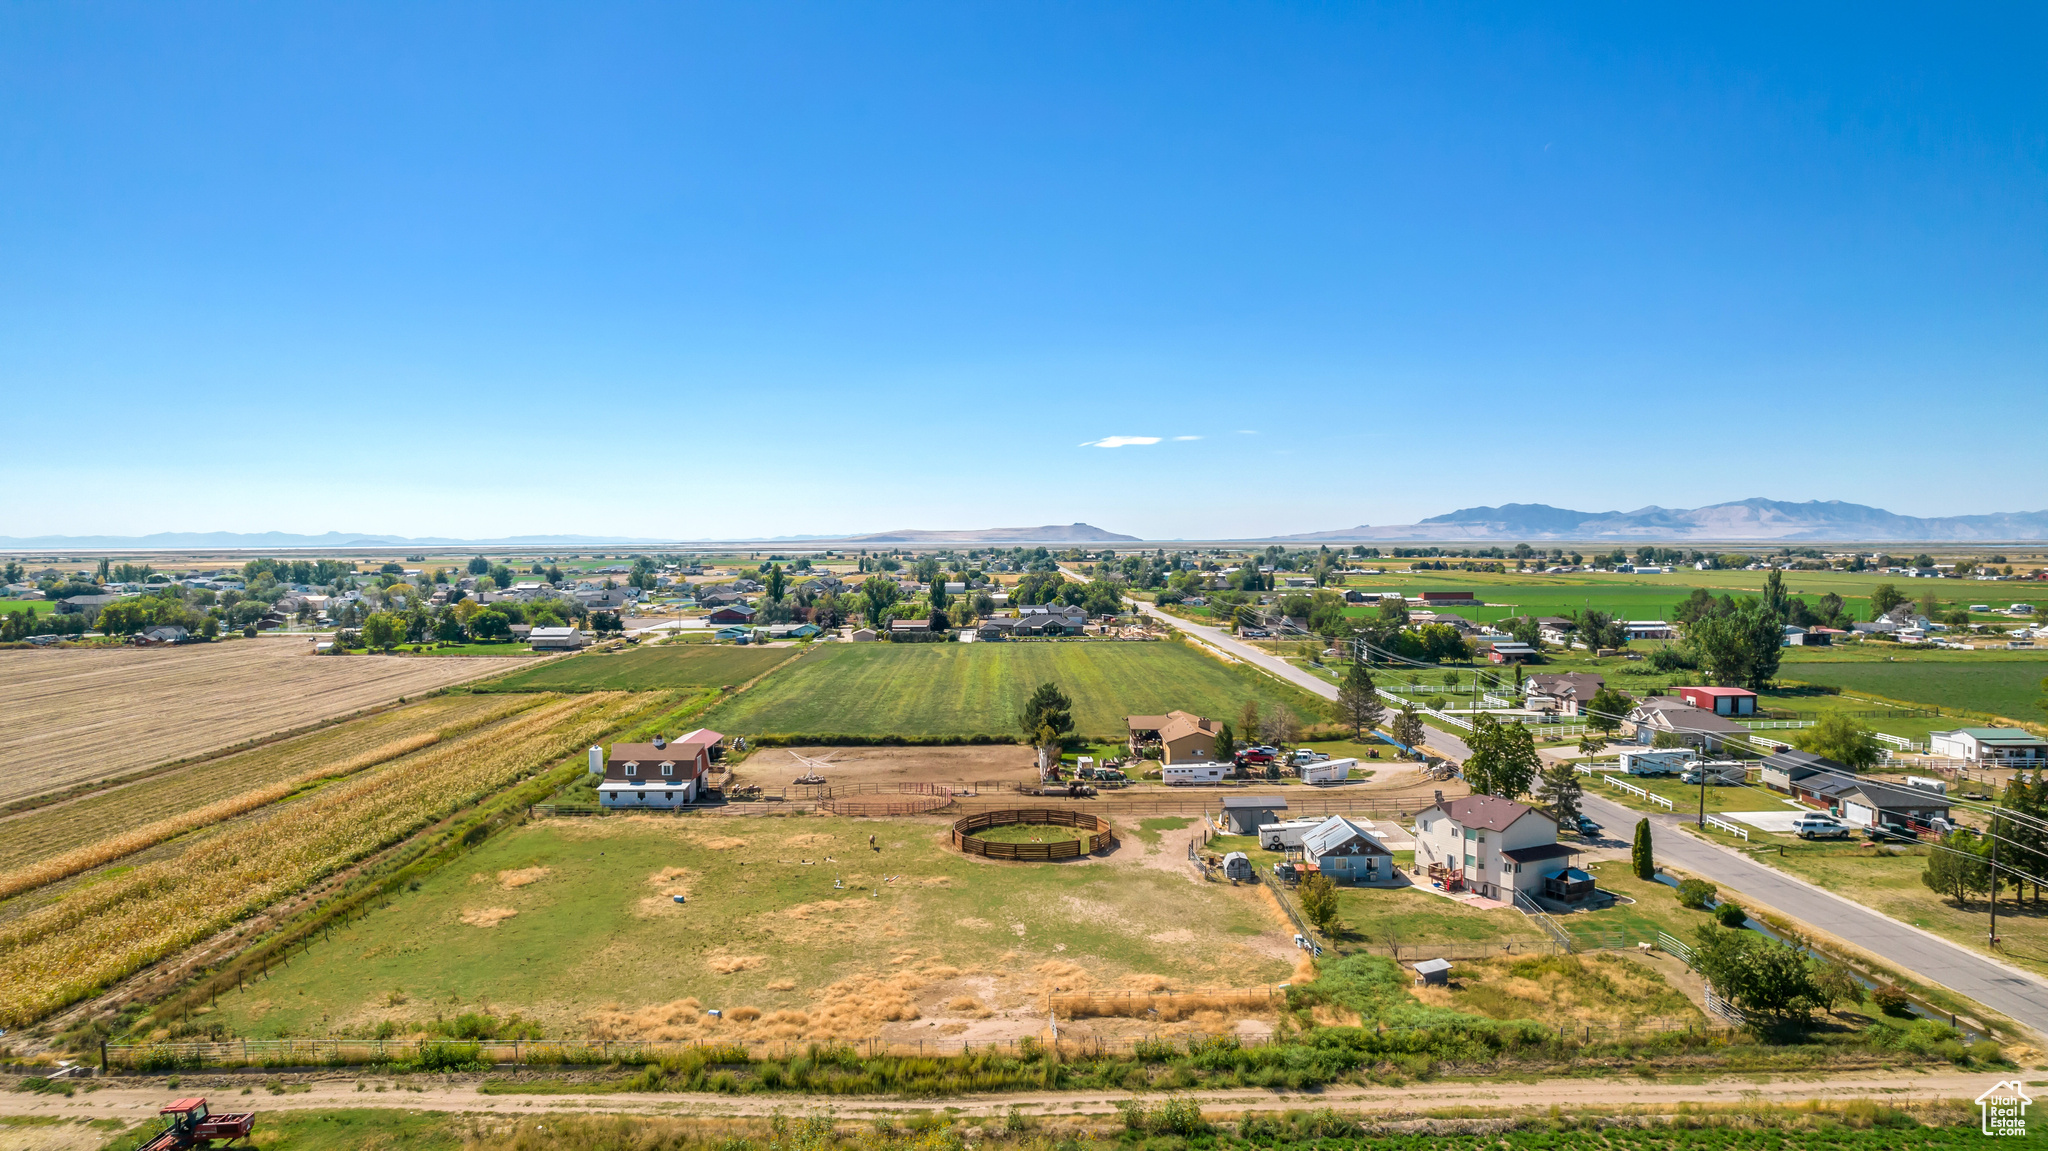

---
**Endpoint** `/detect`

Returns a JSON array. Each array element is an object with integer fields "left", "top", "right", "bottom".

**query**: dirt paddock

[{"left": 736, "top": 745, "right": 1040, "bottom": 790}]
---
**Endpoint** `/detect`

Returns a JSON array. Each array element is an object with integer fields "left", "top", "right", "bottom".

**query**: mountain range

[
  {"left": 0, "top": 524, "right": 1140, "bottom": 550},
  {"left": 1273, "top": 499, "right": 2048, "bottom": 542}
]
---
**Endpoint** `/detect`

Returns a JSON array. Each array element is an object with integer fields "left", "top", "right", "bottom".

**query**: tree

[
  {"left": 1390, "top": 703, "right": 1425, "bottom": 752},
  {"left": 1689, "top": 924, "right": 1821, "bottom": 1025},
  {"left": 1462, "top": 716, "right": 1540, "bottom": 799},
  {"left": 1260, "top": 705, "right": 1300, "bottom": 750},
  {"left": 859, "top": 577, "right": 900, "bottom": 626},
  {"left": 467, "top": 555, "right": 490, "bottom": 576},
  {"left": 434, "top": 613, "right": 466, "bottom": 643},
  {"left": 1790, "top": 713, "right": 1882, "bottom": 771},
  {"left": 1018, "top": 681, "right": 1074, "bottom": 770},
  {"left": 1631, "top": 818, "right": 1655, "bottom": 880},
  {"left": 1213, "top": 721, "right": 1236, "bottom": 766},
  {"left": 766, "top": 563, "right": 786, "bottom": 604},
  {"left": 928, "top": 575, "right": 948, "bottom": 612},
  {"left": 1922, "top": 829, "right": 1989, "bottom": 906},
  {"left": 1238, "top": 700, "right": 1261, "bottom": 744},
  {"left": 360, "top": 611, "right": 405, "bottom": 651},
  {"left": 590, "top": 611, "right": 624, "bottom": 636},
  {"left": 1297, "top": 872, "right": 1340, "bottom": 935},
  {"left": 1810, "top": 959, "right": 1862, "bottom": 1014},
  {"left": 468, "top": 609, "right": 512, "bottom": 642},
  {"left": 1539, "top": 760, "right": 1584, "bottom": 830},
  {"left": 1691, "top": 600, "right": 1785, "bottom": 690},
  {"left": 1761, "top": 567, "right": 1787, "bottom": 619},
  {"left": 1585, "top": 687, "right": 1632, "bottom": 738},
  {"left": 1336, "top": 662, "right": 1387, "bottom": 738}
]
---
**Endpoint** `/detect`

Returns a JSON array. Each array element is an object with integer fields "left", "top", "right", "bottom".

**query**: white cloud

[
  {"left": 1235, "top": 429, "right": 1258, "bottom": 435},
  {"left": 1173, "top": 435, "right": 1202, "bottom": 441},
  {"left": 1079, "top": 436, "right": 1163, "bottom": 448}
]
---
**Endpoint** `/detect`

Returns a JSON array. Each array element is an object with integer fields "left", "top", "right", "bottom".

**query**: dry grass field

[{"left": 0, "top": 640, "right": 510, "bottom": 804}]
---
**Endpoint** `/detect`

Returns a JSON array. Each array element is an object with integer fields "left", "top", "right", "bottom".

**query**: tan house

[{"left": 1126, "top": 710, "right": 1224, "bottom": 765}]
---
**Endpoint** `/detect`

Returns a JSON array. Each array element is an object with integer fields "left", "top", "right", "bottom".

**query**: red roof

[
  {"left": 1682, "top": 686, "right": 1755, "bottom": 697},
  {"left": 162, "top": 1097, "right": 208, "bottom": 1113}
]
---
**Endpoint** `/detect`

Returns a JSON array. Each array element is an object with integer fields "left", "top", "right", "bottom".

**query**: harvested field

[
  {"left": 480, "top": 644, "right": 795, "bottom": 692},
  {"left": 0, "top": 694, "right": 541, "bottom": 895},
  {"left": 0, "top": 692, "right": 651, "bottom": 1027},
  {"left": 0, "top": 640, "right": 511, "bottom": 804}
]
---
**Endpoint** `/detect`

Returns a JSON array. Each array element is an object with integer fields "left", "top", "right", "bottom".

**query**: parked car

[
  {"left": 1574, "top": 815, "right": 1602, "bottom": 838},
  {"left": 1291, "top": 749, "right": 1330, "bottom": 765},
  {"left": 1237, "top": 748, "right": 1276, "bottom": 765},
  {"left": 1864, "top": 822, "right": 1916, "bottom": 843},
  {"left": 1792, "top": 815, "right": 1851, "bottom": 840}
]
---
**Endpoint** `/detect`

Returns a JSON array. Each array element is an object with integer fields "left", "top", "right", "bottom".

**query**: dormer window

[
  {"left": 624, "top": 761, "right": 638, "bottom": 777},
  {"left": 661, "top": 762, "right": 675, "bottom": 777}
]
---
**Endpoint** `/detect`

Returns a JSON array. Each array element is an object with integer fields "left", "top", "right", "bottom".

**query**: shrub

[
  {"left": 1870, "top": 983, "right": 1912, "bottom": 1016},
  {"left": 1714, "top": 901, "right": 1748, "bottom": 928},
  {"left": 1676, "top": 878, "right": 1717, "bottom": 909}
]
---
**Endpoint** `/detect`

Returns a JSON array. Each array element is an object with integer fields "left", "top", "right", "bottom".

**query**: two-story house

[
  {"left": 1412, "top": 792, "right": 1577, "bottom": 902},
  {"left": 597, "top": 729, "right": 722, "bottom": 808}
]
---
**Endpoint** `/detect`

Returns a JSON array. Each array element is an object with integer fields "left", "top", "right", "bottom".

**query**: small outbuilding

[
  {"left": 1219, "top": 794, "right": 1289, "bottom": 834},
  {"left": 1412, "top": 958, "right": 1452, "bottom": 986},
  {"left": 1222, "top": 851, "right": 1254, "bottom": 882}
]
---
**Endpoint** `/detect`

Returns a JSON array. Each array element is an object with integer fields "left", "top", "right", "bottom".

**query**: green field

[
  {"left": 1777, "top": 655, "right": 2048, "bottom": 722},
  {"left": 695, "top": 640, "right": 1328, "bottom": 738},
  {"left": 200, "top": 814, "right": 1288, "bottom": 1041},
  {"left": 482, "top": 645, "right": 795, "bottom": 692}
]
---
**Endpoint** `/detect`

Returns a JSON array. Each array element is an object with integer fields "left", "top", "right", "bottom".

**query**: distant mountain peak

[{"left": 1272, "top": 499, "right": 2048, "bottom": 542}]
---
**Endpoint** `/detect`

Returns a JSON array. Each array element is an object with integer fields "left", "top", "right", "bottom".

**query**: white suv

[{"left": 1792, "top": 815, "right": 1851, "bottom": 840}]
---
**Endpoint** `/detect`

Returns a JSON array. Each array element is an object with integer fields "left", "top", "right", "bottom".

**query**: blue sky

[{"left": 3, "top": 3, "right": 2043, "bottom": 540}]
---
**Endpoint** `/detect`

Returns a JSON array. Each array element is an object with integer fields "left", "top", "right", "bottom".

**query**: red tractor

[{"left": 138, "top": 1098, "right": 255, "bottom": 1150}]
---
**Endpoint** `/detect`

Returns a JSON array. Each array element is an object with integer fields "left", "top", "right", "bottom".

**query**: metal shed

[
  {"left": 1412, "top": 958, "right": 1452, "bottom": 986},
  {"left": 1222, "top": 851, "right": 1254, "bottom": 882}
]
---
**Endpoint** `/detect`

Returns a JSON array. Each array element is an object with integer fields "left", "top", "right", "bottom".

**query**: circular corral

[{"left": 951, "top": 809, "right": 1115, "bottom": 860}]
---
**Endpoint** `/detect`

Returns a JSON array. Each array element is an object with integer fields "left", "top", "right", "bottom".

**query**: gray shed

[
  {"left": 1220, "top": 794, "right": 1289, "bottom": 834},
  {"left": 1412, "top": 958, "right": 1452, "bottom": 986},
  {"left": 1222, "top": 851, "right": 1254, "bottom": 882}
]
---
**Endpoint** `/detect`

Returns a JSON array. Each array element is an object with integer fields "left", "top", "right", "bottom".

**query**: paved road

[
  {"left": 1579, "top": 791, "right": 2048, "bottom": 1039},
  {"left": 1132, "top": 600, "right": 1473, "bottom": 759}
]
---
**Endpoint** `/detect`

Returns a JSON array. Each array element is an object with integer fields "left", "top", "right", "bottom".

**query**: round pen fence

[{"left": 951, "top": 809, "right": 1114, "bottom": 860}]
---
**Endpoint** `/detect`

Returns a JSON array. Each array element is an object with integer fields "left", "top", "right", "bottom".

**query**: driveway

[{"left": 1579, "top": 791, "right": 2048, "bottom": 1040}]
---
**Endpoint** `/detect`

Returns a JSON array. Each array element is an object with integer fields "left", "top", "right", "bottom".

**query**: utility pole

[
  {"left": 1989, "top": 815, "right": 2000, "bottom": 948},
  {"left": 1698, "top": 762, "right": 1708, "bottom": 829}
]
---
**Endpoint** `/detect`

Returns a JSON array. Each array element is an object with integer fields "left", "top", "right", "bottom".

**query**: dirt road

[{"left": 0, "top": 1069, "right": 1986, "bottom": 1128}]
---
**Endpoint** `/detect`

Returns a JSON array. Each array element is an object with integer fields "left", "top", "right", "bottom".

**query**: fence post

[{"left": 99, "top": 1041, "right": 107, "bottom": 1073}]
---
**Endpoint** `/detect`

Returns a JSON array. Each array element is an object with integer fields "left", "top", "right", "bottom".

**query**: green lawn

[
  {"left": 694, "top": 640, "right": 1329, "bottom": 739},
  {"left": 1775, "top": 653, "right": 2048, "bottom": 723},
  {"left": 1325, "top": 884, "right": 1542, "bottom": 949},
  {"left": 480, "top": 645, "right": 796, "bottom": 692},
  {"left": 200, "top": 814, "right": 1289, "bottom": 1040}
]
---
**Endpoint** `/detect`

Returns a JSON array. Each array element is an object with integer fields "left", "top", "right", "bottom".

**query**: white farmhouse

[{"left": 1412, "top": 792, "right": 1577, "bottom": 902}]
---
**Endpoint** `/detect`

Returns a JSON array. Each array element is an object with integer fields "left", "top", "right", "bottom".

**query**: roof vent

[{"left": 653, "top": 735, "right": 666, "bottom": 749}]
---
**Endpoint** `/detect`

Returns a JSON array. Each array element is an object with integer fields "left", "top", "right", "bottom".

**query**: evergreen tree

[
  {"left": 1336, "top": 661, "right": 1387, "bottom": 738},
  {"left": 1632, "top": 818, "right": 1655, "bottom": 880}
]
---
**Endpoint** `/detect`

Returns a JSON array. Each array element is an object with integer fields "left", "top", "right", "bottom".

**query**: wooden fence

[{"left": 951, "top": 809, "right": 1114, "bottom": 860}]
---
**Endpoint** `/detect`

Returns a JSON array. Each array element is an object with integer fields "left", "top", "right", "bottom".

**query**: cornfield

[{"left": 0, "top": 692, "right": 641, "bottom": 1027}]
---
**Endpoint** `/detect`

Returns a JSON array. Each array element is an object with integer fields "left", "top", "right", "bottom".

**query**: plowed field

[{"left": 0, "top": 640, "right": 507, "bottom": 804}]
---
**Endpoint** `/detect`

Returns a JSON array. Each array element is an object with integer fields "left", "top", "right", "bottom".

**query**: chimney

[
  {"left": 653, "top": 735, "right": 666, "bottom": 749},
  {"left": 1433, "top": 789, "right": 1443, "bottom": 805}
]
